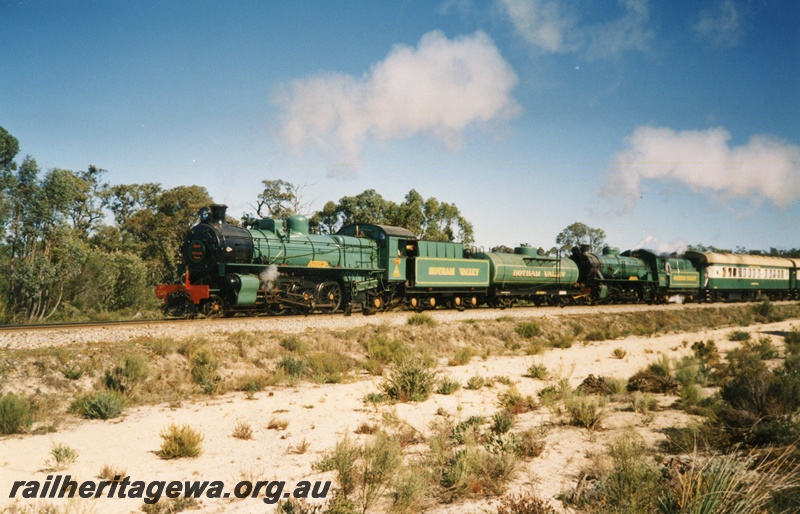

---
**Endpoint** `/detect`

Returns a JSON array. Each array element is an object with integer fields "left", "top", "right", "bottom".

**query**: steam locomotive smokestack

[{"left": 210, "top": 204, "right": 228, "bottom": 224}]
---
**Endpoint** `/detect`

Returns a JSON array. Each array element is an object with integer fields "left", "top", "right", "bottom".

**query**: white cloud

[
  {"left": 271, "top": 31, "right": 520, "bottom": 177},
  {"left": 584, "top": 0, "right": 653, "bottom": 59},
  {"left": 603, "top": 125, "right": 800, "bottom": 211},
  {"left": 497, "top": 0, "right": 653, "bottom": 58},
  {"left": 497, "top": 0, "right": 578, "bottom": 54},
  {"left": 694, "top": 0, "right": 745, "bottom": 48}
]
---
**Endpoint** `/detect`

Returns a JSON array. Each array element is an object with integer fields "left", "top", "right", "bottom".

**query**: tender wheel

[{"left": 316, "top": 281, "right": 342, "bottom": 313}]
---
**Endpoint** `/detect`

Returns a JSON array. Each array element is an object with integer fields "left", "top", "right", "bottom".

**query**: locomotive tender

[{"left": 156, "top": 204, "right": 799, "bottom": 316}]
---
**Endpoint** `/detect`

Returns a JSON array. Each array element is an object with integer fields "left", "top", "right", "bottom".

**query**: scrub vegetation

[{"left": 2, "top": 302, "right": 800, "bottom": 512}]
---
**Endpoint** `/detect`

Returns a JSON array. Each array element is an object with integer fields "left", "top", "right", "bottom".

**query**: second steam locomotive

[{"left": 156, "top": 204, "right": 799, "bottom": 316}]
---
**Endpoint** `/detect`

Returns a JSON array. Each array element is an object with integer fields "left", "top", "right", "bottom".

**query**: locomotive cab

[{"left": 337, "top": 224, "right": 418, "bottom": 283}]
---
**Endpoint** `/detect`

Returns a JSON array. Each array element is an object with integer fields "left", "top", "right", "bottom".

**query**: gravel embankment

[{"left": 0, "top": 303, "right": 715, "bottom": 350}]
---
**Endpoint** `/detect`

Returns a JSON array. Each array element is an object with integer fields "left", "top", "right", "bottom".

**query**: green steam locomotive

[{"left": 156, "top": 205, "right": 799, "bottom": 316}]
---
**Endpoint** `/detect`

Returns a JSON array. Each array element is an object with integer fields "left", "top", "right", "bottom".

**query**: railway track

[{"left": 0, "top": 318, "right": 169, "bottom": 332}]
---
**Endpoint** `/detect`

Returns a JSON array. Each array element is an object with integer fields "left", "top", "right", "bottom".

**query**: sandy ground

[{"left": 1, "top": 316, "right": 798, "bottom": 514}]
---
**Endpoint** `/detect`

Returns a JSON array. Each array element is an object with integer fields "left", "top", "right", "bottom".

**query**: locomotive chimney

[{"left": 210, "top": 204, "right": 228, "bottom": 224}]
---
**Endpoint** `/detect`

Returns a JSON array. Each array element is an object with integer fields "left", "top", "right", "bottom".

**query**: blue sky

[{"left": 2, "top": 0, "right": 798, "bottom": 252}]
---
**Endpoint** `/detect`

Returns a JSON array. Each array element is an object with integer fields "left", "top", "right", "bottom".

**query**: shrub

[
  {"left": 564, "top": 432, "right": 661, "bottom": 513},
  {"left": 358, "top": 431, "right": 403, "bottom": 511},
  {"left": 278, "top": 355, "right": 308, "bottom": 378},
  {"left": 538, "top": 378, "right": 572, "bottom": 407},
  {"left": 496, "top": 491, "right": 557, "bottom": 514},
  {"left": 658, "top": 449, "right": 800, "bottom": 513},
  {"left": 103, "top": 353, "right": 150, "bottom": 397},
  {"left": 717, "top": 363, "right": 800, "bottom": 446},
  {"left": 364, "top": 392, "right": 388, "bottom": 405},
  {"left": 267, "top": 417, "right": 289, "bottom": 430},
  {"left": 99, "top": 464, "right": 127, "bottom": 482},
  {"left": 491, "top": 410, "right": 515, "bottom": 434},
  {"left": 61, "top": 364, "right": 85, "bottom": 380},
  {"left": 363, "top": 334, "right": 409, "bottom": 375},
  {"left": 748, "top": 336, "right": 778, "bottom": 360},
  {"left": 753, "top": 300, "right": 782, "bottom": 322},
  {"left": 382, "top": 360, "right": 436, "bottom": 402},
  {"left": 47, "top": 442, "right": 79, "bottom": 470},
  {"left": 449, "top": 416, "right": 484, "bottom": 445},
  {"left": 279, "top": 335, "right": 304, "bottom": 352},
  {"left": 627, "top": 355, "right": 678, "bottom": 394},
  {"left": 290, "top": 438, "right": 310, "bottom": 455},
  {"left": 611, "top": 347, "right": 627, "bottom": 359},
  {"left": 631, "top": 391, "right": 658, "bottom": 414},
  {"left": 235, "top": 371, "right": 280, "bottom": 395},
  {"left": 190, "top": 347, "right": 220, "bottom": 393},
  {"left": 436, "top": 377, "right": 461, "bottom": 395},
  {"left": 70, "top": 390, "right": 126, "bottom": 420},
  {"left": 564, "top": 393, "right": 605, "bottom": 430},
  {"left": 728, "top": 330, "right": 751, "bottom": 342},
  {"left": 515, "top": 321, "right": 541, "bottom": 339},
  {"left": 449, "top": 346, "right": 476, "bottom": 366},
  {"left": 158, "top": 424, "right": 204, "bottom": 459},
  {"left": 466, "top": 375, "right": 486, "bottom": 390},
  {"left": 391, "top": 463, "right": 430, "bottom": 514},
  {"left": 675, "top": 356, "right": 707, "bottom": 387},
  {"left": 232, "top": 420, "right": 253, "bottom": 440},
  {"left": 407, "top": 313, "right": 436, "bottom": 326},
  {"left": 516, "top": 427, "right": 547, "bottom": 459},
  {"left": 314, "top": 431, "right": 402, "bottom": 511},
  {"left": 524, "top": 363, "right": 549, "bottom": 380},
  {"left": 498, "top": 386, "right": 537, "bottom": 415},
  {"left": 679, "top": 383, "right": 704, "bottom": 408},
  {"left": 307, "top": 351, "right": 355, "bottom": 383},
  {"left": 785, "top": 330, "right": 800, "bottom": 352},
  {"left": 440, "top": 441, "right": 519, "bottom": 498},
  {"left": 0, "top": 393, "right": 33, "bottom": 434},
  {"left": 314, "top": 435, "right": 359, "bottom": 496}
]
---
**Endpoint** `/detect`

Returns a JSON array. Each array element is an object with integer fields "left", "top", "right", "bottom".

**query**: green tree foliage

[
  {"left": 687, "top": 243, "right": 800, "bottom": 259},
  {"left": 104, "top": 183, "right": 213, "bottom": 283},
  {"left": 0, "top": 126, "right": 20, "bottom": 229},
  {"left": 0, "top": 128, "right": 165, "bottom": 322},
  {"left": 251, "top": 179, "right": 310, "bottom": 220},
  {"left": 309, "top": 187, "right": 475, "bottom": 244},
  {"left": 3, "top": 157, "right": 87, "bottom": 321},
  {"left": 556, "top": 222, "right": 606, "bottom": 253}
]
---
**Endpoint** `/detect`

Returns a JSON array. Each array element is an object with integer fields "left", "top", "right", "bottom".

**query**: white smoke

[
  {"left": 259, "top": 265, "right": 280, "bottom": 291},
  {"left": 632, "top": 235, "right": 687, "bottom": 256},
  {"left": 603, "top": 125, "right": 800, "bottom": 212},
  {"left": 668, "top": 295, "right": 684, "bottom": 304},
  {"left": 272, "top": 30, "right": 520, "bottom": 176}
]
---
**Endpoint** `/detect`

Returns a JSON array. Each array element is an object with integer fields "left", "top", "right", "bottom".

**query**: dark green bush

[
  {"left": 70, "top": 390, "right": 126, "bottom": 420},
  {"left": 103, "top": 353, "right": 150, "bottom": 396},
  {"left": 190, "top": 347, "right": 220, "bottom": 393},
  {"left": 382, "top": 360, "right": 436, "bottom": 402},
  {"left": 515, "top": 321, "right": 541, "bottom": 339},
  {"left": 0, "top": 393, "right": 33, "bottom": 434},
  {"left": 278, "top": 355, "right": 308, "bottom": 378}
]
